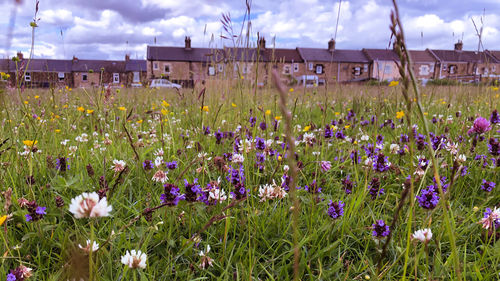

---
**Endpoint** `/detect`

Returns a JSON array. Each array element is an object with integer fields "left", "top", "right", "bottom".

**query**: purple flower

[
  {"left": 36, "top": 206, "right": 46, "bottom": 215},
  {"left": 372, "top": 153, "right": 390, "bottom": 172},
  {"left": 468, "top": 117, "right": 491, "bottom": 135},
  {"left": 368, "top": 177, "right": 384, "bottom": 200},
  {"left": 416, "top": 185, "right": 440, "bottom": 209},
  {"left": 372, "top": 220, "right": 390, "bottom": 238},
  {"left": 320, "top": 161, "right": 331, "bottom": 172},
  {"left": 166, "top": 161, "right": 178, "bottom": 170},
  {"left": 249, "top": 116, "right": 256, "bottom": 127},
  {"left": 305, "top": 180, "right": 322, "bottom": 194},
  {"left": 203, "top": 125, "right": 211, "bottom": 135},
  {"left": 259, "top": 121, "right": 267, "bottom": 131},
  {"left": 184, "top": 179, "right": 201, "bottom": 203},
  {"left": 255, "top": 152, "right": 266, "bottom": 164},
  {"left": 255, "top": 137, "right": 266, "bottom": 150},
  {"left": 161, "top": 183, "right": 185, "bottom": 205},
  {"left": 6, "top": 273, "right": 16, "bottom": 281},
  {"left": 483, "top": 208, "right": 500, "bottom": 229},
  {"left": 400, "top": 134, "right": 409, "bottom": 143},
  {"left": 490, "top": 109, "right": 499, "bottom": 124},
  {"left": 481, "top": 179, "right": 496, "bottom": 192},
  {"left": 342, "top": 175, "right": 354, "bottom": 194},
  {"left": 488, "top": 138, "right": 500, "bottom": 156},
  {"left": 324, "top": 126, "right": 333, "bottom": 138},
  {"left": 142, "top": 160, "right": 154, "bottom": 171},
  {"left": 327, "top": 200, "right": 345, "bottom": 219},
  {"left": 25, "top": 214, "right": 32, "bottom": 222},
  {"left": 56, "top": 157, "right": 70, "bottom": 172}
]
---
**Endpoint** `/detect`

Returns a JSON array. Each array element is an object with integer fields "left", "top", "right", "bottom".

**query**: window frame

[
  {"left": 315, "top": 65, "right": 323, "bottom": 74},
  {"left": 283, "top": 65, "right": 291, "bottom": 75},
  {"left": 293, "top": 63, "right": 299, "bottom": 72},
  {"left": 153, "top": 62, "right": 159, "bottom": 70},
  {"left": 113, "top": 73, "right": 120, "bottom": 84},
  {"left": 24, "top": 72, "right": 31, "bottom": 82},
  {"left": 82, "top": 73, "right": 88, "bottom": 82},
  {"left": 308, "top": 62, "right": 313, "bottom": 71}
]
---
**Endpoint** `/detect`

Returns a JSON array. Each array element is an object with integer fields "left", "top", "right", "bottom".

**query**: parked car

[
  {"left": 131, "top": 82, "right": 143, "bottom": 88},
  {"left": 150, "top": 79, "right": 181, "bottom": 89}
]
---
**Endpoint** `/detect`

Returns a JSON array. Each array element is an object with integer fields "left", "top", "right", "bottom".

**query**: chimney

[
  {"left": 454, "top": 40, "right": 463, "bottom": 51},
  {"left": 72, "top": 55, "right": 78, "bottom": 62},
  {"left": 258, "top": 37, "right": 266, "bottom": 49},
  {"left": 125, "top": 54, "right": 130, "bottom": 61},
  {"left": 328, "top": 39, "right": 336, "bottom": 52},
  {"left": 17, "top": 52, "right": 23, "bottom": 60},
  {"left": 185, "top": 36, "right": 191, "bottom": 50}
]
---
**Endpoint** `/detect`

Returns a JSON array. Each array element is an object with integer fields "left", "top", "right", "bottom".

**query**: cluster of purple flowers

[
  {"left": 304, "top": 180, "right": 322, "bottom": 194},
  {"left": 327, "top": 200, "right": 345, "bottom": 219},
  {"left": 23, "top": 200, "right": 46, "bottom": 222},
  {"left": 166, "top": 161, "right": 178, "bottom": 170},
  {"left": 372, "top": 220, "right": 390, "bottom": 238},
  {"left": 160, "top": 183, "right": 185, "bottom": 206},
  {"left": 341, "top": 175, "right": 354, "bottom": 194},
  {"left": 416, "top": 184, "right": 440, "bottom": 210},
  {"left": 184, "top": 179, "right": 202, "bottom": 203},
  {"left": 143, "top": 159, "right": 154, "bottom": 170},
  {"left": 227, "top": 165, "right": 248, "bottom": 199},
  {"left": 483, "top": 208, "right": 500, "bottom": 229},
  {"left": 368, "top": 177, "right": 384, "bottom": 200},
  {"left": 372, "top": 153, "right": 390, "bottom": 172},
  {"left": 56, "top": 157, "right": 70, "bottom": 172},
  {"left": 468, "top": 116, "right": 491, "bottom": 135},
  {"left": 487, "top": 138, "right": 499, "bottom": 156},
  {"left": 480, "top": 179, "right": 496, "bottom": 192},
  {"left": 490, "top": 109, "right": 500, "bottom": 124}
]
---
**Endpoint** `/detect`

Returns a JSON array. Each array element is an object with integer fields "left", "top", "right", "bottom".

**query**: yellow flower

[
  {"left": 0, "top": 215, "right": 7, "bottom": 227},
  {"left": 330, "top": 125, "right": 337, "bottom": 131},
  {"left": 77, "top": 106, "right": 85, "bottom": 112},
  {"left": 344, "top": 125, "right": 350, "bottom": 129},
  {"left": 63, "top": 104, "right": 68, "bottom": 108},
  {"left": 424, "top": 112, "right": 428, "bottom": 116},
  {"left": 24, "top": 100, "right": 29, "bottom": 104},
  {"left": 277, "top": 155, "right": 282, "bottom": 161},
  {"left": 201, "top": 106, "right": 209, "bottom": 112},
  {"left": 389, "top": 81, "right": 399, "bottom": 87},
  {"left": 137, "top": 120, "right": 143, "bottom": 124},
  {"left": 492, "top": 87, "right": 499, "bottom": 91},
  {"left": 86, "top": 109, "right": 94, "bottom": 114},
  {"left": 34, "top": 95, "right": 39, "bottom": 99},
  {"left": 162, "top": 100, "right": 170, "bottom": 108},
  {"left": 275, "top": 116, "right": 282, "bottom": 121},
  {"left": 303, "top": 125, "right": 311, "bottom": 132},
  {"left": 118, "top": 107, "right": 126, "bottom": 111},
  {"left": 231, "top": 103, "right": 237, "bottom": 108},
  {"left": 396, "top": 111, "right": 405, "bottom": 119},
  {"left": 289, "top": 88, "right": 294, "bottom": 92},
  {"left": 55, "top": 129, "right": 61, "bottom": 133},
  {"left": 334, "top": 112, "right": 340, "bottom": 116},
  {"left": 265, "top": 110, "right": 271, "bottom": 115},
  {"left": 161, "top": 108, "right": 168, "bottom": 116},
  {"left": 23, "top": 140, "right": 38, "bottom": 147}
]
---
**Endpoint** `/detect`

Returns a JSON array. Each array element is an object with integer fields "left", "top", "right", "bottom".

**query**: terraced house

[{"left": 0, "top": 53, "right": 146, "bottom": 88}]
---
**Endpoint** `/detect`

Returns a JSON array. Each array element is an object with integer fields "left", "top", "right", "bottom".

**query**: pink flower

[
  {"left": 468, "top": 117, "right": 491, "bottom": 135},
  {"left": 320, "top": 161, "right": 331, "bottom": 172}
]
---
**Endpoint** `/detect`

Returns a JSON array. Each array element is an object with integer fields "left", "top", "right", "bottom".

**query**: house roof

[
  {"left": 297, "top": 48, "right": 369, "bottom": 63},
  {"left": 71, "top": 60, "right": 126, "bottom": 72},
  {"left": 223, "top": 47, "right": 263, "bottom": 62},
  {"left": 46, "top": 59, "right": 73, "bottom": 72},
  {"left": 428, "top": 49, "right": 492, "bottom": 63},
  {"left": 409, "top": 50, "right": 436, "bottom": 63},
  {"left": 147, "top": 46, "right": 223, "bottom": 62},
  {"left": 125, "top": 60, "right": 147, "bottom": 72},
  {"left": 362, "top": 49, "right": 399, "bottom": 61},
  {"left": 264, "top": 48, "right": 303, "bottom": 63},
  {"left": 485, "top": 50, "right": 500, "bottom": 63}
]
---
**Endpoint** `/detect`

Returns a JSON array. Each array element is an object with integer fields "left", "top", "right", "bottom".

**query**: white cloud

[{"left": 39, "top": 9, "right": 73, "bottom": 26}]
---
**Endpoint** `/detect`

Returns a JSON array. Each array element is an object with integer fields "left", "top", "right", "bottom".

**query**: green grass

[{"left": 0, "top": 84, "right": 499, "bottom": 280}]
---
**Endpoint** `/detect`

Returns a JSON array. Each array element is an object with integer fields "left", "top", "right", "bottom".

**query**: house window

[
  {"left": 113, "top": 73, "right": 119, "bottom": 83},
  {"left": 242, "top": 64, "right": 249, "bottom": 74},
  {"left": 283, "top": 65, "right": 291, "bottom": 75},
  {"left": 363, "top": 64, "right": 368, "bottom": 73},
  {"left": 449, "top": 65, "right": 457, "bottom": 74},
  {"left": 315, "top": 65, "right": 323, "bottom": 74},
  {"left": 308, "top": 62, "right": 313, "bottom": 71},
  {"left": 153, "top": 62, "right": 159, "bottom": 70},
  {"left": 492, "top": 65, "right": 496, "bottom": 72},
  {"left": 163, "top": 64, "right": 171, "bottom": 74},
  {"left": 353, "top": 67, "right": 361, "bottom": 76},
  {"left": 24, "top": 72, "right": 31, "bottom": 82},
  {"left": 217, "top": 64, "right": 224, "bottom": 73},
  {"left": 293, "top": 63, "right": 299, "bottom": 72},
  {"left": 419, "top": 65, "right": 429, "bottom": 75},
  {"left": 208, "top": 66, "right": 215, "bottom": 76},
  {"left": 483, "top": 67, "right": 488, "bottom": 75},
  {"left": 133, "top": 72, "right": 140, "bottom": 82},
  {"left": 58, "top": 72, "right": 65, "bottom": 81},
  {"left": 82, "top": 74, "right": 88, "bottom": 81},
  {"left": 384, "top": 64, "right": 392, "bottom": 74}
]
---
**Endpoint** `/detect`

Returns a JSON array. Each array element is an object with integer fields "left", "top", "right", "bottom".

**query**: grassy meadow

[{"left": 0, "top": 83, "right": 499, "bottom": 280}]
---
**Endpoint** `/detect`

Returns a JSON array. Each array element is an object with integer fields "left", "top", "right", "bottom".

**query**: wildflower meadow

[{"left": 0, "top": 81, "right": 499, "bottom": 280}]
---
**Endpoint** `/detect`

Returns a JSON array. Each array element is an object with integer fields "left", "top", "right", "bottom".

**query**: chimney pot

[
  {"left": 328, "top": 39, "right": 336, "bottom": 52},
  {"left": 17, "top": 52, "right": 23, "bottom": 60},
  {"left": 454, "top": 40, "right": 463, "bottom": 51},
  {"left": 185, "top": 36, "right": 192, "bottom": 50},
  {"left": 125, "top": 54, "right": 130, "bottom": 61},
  {"left": 258, "top": 37, "right": 266, "bottom": 49}
]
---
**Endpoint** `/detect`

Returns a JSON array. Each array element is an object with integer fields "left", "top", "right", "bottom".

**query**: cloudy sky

[{"left": 0, "top": 0, "right": 499, "bottom": 60}]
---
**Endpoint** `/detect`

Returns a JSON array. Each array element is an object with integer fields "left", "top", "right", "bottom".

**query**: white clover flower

[
  {"left": 78, "top": 240, "right": 99, "bottom": 253},
  {"left": 69, "top": 192, "right": 112, "bottom": 218},
  {"left": 154, "top": 156, "right": 164, "bottom": 167},
  {"left": 389, "top": 143, "right": 400, "bottom": 154},
  {"left": 445, "top": 142, "right": 459, "bottom": 155},
  {"left": 199, "top": 245, "right": 214, "bottom": 269},
  {"left": 111, "top": 160, "right": 126, "bottom": 172},
  {"left": 455, "top": 154, "right": 466, "bottom": 163},
  {"left": 232, "top": 153, "right": 245, "bottom": 164},
  {"left": 303, "top": 132, "right": 315, "bottom": 145},
  {"left": 61, "top": 139, "right": 70, "bottom": 146},
  {"left": 208, "top": 188, "right": 227, "bottom": 203},
  {"left": 412, "top": 228, "right": 433, "bottom": 243},
  {"left": 154, "top": 148, "right": 164, "bottom": 157},
  {"left": 68, "top": 146, "right": 78, "bottom": 156},
  {"left": 283, "top": 165, "right": 289, "bottom": 172},
  {"left": 152, "top": 170, "right": 168, "bottom": 183},
  {"left": 121, "top": 250, "right": 147, "bottom": 269},
  {"left": 360, "top": 135, "right": 370, "bottom": 141}
]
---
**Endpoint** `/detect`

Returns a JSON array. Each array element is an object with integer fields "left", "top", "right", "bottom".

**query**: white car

[{"left": 150, "top": 79, "right": 181, "bottom": 89}]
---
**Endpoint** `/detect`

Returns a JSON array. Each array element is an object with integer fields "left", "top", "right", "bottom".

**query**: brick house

[
  {"left": 125, "top": 55, "right": 147, "bottom": 86},
  {"left": 298, "top": 39, "right": 370, "bottom": 84},
  {"left": 71, "top": 57, "right": 127, "bottom": 88},
  {"left": 362, "top": 48, "right": 400, "bottom": 82},
  {"left": 409, "top": 50, "right": 437, "bottom": 81},
  {"left": 147, "top": 37, "right": 224, "bottom": 88},
  {"left": 428, "top": 41, "right": 497, "bottom": 82}
]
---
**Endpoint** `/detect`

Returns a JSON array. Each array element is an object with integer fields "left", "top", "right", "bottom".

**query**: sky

[{"left": 0, "top": 0, "right": 499, "bottom": 60}]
